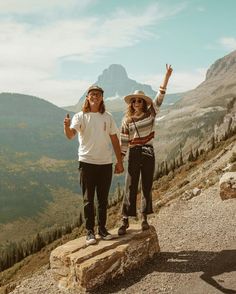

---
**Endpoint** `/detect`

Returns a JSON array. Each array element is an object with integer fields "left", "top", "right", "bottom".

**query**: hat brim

[{"left": 124, "top": 93, "right": 153, "bottom": 105}]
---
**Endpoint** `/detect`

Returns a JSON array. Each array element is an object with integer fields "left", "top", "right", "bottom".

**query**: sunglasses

[{"left": 131, "top": 98, "right": 143, "bottom": 104}]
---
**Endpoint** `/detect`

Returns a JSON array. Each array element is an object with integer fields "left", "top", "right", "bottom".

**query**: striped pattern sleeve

[
  {"left": 152, "top": 87, "right": 166, "bottom": 115},
  {"left": 120, "top": 119, "right": 129, "bottom": 156}
]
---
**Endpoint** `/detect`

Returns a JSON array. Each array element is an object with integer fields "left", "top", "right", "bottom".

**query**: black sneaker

[
  {"left": 86, "top": 230, "right": 97, "bottom": 245},
  {"left": 141, "top": 220, "right": 150, "bottom": 231},
  {"left": 118, "top": 218, "right": 129, "bottom": 235},
  {"left": 98, "top": 227, "right": 113, "bottom": 240}
]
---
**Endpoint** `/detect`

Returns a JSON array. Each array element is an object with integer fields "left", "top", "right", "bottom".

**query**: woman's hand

[
  {"left": 160, "top": 64, "right": 173, "bottom": 89},
  {"left": 165, "top": 64, "right": 173, "bottom": 79}
]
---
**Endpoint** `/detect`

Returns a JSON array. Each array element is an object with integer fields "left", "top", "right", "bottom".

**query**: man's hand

[
  {"left": 64, "top": 113, "right": 76, "bottom": 139},
  {"left": 114, "top": 161, "right": 124, "bottom": 174},
  {"left": 64, "top": 113, "right": 71, "bottom": 128}
]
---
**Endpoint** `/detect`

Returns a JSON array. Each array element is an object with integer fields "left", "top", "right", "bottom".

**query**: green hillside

[
  {"left": 0, "top": 93, "right": 76, "bottom": 159},
  {"left": 0, "top": 93, "right": 79, "bottom": 224}
]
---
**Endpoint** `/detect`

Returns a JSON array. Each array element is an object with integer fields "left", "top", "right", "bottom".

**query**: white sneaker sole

[
  {"left": 86, "top": 238, "right": 97, "bottom": 245},
  {"left": 100, "top": 234, "right": 114, "bottom": 240}
]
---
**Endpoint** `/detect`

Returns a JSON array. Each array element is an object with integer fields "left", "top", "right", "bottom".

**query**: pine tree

[{"left": 188, "top": 148, "right": 194, "bottom": 161}]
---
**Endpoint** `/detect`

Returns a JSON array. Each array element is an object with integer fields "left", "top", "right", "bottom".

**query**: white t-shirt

[{"left": 70, "top": 111, "right": 119, "bottom": 164}]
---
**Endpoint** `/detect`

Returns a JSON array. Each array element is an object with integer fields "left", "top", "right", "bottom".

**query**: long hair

[
  {"left": 82, "top": 98, "right": 105, "bottom": 114},
  {"left": 124, "top": 99, "right": 148, "bottom": 122}
]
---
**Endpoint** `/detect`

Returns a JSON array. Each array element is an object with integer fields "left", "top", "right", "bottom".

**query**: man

[{"left": 64, "top": 85, "right": 124, "bottom": 245}]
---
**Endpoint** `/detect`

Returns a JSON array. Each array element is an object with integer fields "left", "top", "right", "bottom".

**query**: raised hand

[
  {"left": 160, "top": 64, "right": 173, "bottom": 89},
  {"left": 166, "top": 64, "right": 173, "bottom": 79}
]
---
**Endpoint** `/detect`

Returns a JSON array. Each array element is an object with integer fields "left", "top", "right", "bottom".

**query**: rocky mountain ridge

[
  {"left": 155, "top": 50, "right": 236, "bottom": 163},
  {"left": 206, "top": 50, "right": 236, "bottom": 80}
]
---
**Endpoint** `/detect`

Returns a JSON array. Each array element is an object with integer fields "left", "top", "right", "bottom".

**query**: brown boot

[{"left": 118, "top": 218, "right": 129, "bottom": 235}]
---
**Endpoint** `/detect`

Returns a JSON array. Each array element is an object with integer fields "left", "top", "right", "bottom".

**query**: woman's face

[{"left": 131, "top": 98, "right": 144, "bottom": 111}]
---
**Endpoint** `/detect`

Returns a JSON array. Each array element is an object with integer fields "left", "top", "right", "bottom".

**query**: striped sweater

[{"left": 120, "top": 90, "right": 165, "bottom": 156}]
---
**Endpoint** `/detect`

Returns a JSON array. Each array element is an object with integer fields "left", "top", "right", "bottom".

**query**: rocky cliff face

[
  {"left": 206, "top": 50, "right": 236, "bottom": 80},
  {"left": 175, "top": 50, "right": 236, "bottom": 109},
  {"left": 95, "top": 64, "right": 155, "bottom": 98},
  {"left": 155, "top": 50, "right": 236, "bottom": 162}
]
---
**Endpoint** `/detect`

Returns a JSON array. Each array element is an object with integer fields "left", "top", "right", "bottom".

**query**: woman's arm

[{"left": 156, "top": 64, "right": 173, "bottom": 106}]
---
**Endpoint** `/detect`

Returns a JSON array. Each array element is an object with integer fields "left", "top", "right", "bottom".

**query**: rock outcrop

[
  {"left": 50, "top": 225, "right": 159, "bottom": 292},
  {"left": 219, "top": 172, "right": 236, "bottom": 200}
]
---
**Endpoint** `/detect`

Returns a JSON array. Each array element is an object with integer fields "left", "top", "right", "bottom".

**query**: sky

[{"left": 0, "top": 0, "right": 235, "bottom": 107}]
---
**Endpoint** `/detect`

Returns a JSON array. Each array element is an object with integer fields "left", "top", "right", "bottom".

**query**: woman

[
  {"left": 118, "top": 65, "right": 173, "bottom": 235},
  {"left": 64, "top": 85, "right": 124, "bottom": 245}
]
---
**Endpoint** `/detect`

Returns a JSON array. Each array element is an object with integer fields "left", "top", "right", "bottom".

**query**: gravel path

[{"left": 10, "top": 183, "right": 236, "bottom": 294}]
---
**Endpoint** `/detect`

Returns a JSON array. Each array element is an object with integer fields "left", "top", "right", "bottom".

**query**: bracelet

[
  {"left": 159, "top": 86, "right": 166, "bottom": 90},
  {"left": 159, "top": 86, "right": 166, "bottom": 95}
]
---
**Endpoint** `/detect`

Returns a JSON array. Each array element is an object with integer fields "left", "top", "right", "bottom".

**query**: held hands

[
  {"left": 114, "top": 161, "right": 124, "bottom": 174},
  {"left": 64, "top": 113, "right": 71, "bottom": 128}
]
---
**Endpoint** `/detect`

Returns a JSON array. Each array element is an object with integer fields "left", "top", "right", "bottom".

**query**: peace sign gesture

[
  {"left": 166, "top": 64, "right": 173, "bottom": 79},
  {"left": 160, "top": 64, "right": 173, "bottom": 89}
]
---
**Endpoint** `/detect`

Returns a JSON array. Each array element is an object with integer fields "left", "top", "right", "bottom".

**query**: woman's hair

[
  {"left": 124, "top": 99, "right": 148, "bottom": 121},
  {"left": 82, "top": 98, "right": 105, "bottom": 114}
]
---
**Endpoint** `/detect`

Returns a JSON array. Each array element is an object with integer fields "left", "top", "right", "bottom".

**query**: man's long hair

[{"left": 82, "top": 98, "right": 105, "bottom": 113}]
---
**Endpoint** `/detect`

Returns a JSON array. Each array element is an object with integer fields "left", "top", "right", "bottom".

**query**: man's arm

[
  {"left": 110, "top": 134, "right": 124, "bottom": 174},
  {"left": 64, "top": 114, "right": 77, "bottom": 140}
]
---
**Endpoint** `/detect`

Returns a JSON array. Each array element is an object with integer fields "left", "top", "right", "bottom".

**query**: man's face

[{"left": 87, "top": 90, "right": 103, "bottom": 107}]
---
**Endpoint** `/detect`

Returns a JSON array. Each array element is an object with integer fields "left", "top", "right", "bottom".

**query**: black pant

[
  {"left": 79, "top": 162, "right": 112, "bottom": 231},
  {"left": 122, "top": 145, "right": 155, "bottom": 217}
]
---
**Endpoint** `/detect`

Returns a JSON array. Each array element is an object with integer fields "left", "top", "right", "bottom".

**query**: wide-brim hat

[{"left": 124, "top": 90, "right": 152, "bottom": 105}]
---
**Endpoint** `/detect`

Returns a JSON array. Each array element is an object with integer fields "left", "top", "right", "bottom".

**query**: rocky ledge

[
  {"left": 219, "top": 172, "right": 236, "bottom": 200},
  {"left": 50, "top": 224, "right": 159, "bottom": 292}
]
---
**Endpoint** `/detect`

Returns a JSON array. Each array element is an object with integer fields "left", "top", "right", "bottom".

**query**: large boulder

[
  {"left": 50, "top": 225, "right": 159, "bottom": 292},
  {"left": 219, "top": 172, "right": 236, "bottom": 200}
]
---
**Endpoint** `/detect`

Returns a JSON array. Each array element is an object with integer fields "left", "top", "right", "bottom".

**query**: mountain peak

[
  {"left": 97, "top": 64, "right": 128, "bottom": 83},
  {"left": 206, "top": 50, "right": 236, "bottom": 80},
  {"left": 74, "top": 64, "right": 156, "bottom": 109}
]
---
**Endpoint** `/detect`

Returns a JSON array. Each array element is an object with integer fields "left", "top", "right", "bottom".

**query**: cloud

[
  {"left": 0, "top": 0, "right": 92, "bottom": 14},
  {"left": 0, "top": 66, "right": 90, "bottom": 106},
  {"left": 0, "top": 2, "right": 185, "bottom": 106},
  {"left": 139, "top": 68, "right": 207, "bottom": 94},
  {"left": 219, "top": 37, "right": 236, "bottom": 51}
]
